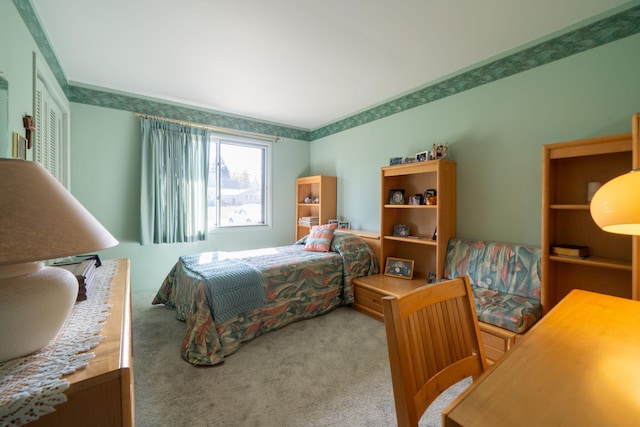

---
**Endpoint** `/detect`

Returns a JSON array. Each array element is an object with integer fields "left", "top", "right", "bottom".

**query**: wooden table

[
  {"left": 28, "top": 259, "right": 134, "bottom": 427},
  {"left": 442, "top": 289, "right": 640, "bottom": 427}
]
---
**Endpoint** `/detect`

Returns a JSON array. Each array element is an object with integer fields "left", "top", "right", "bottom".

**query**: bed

[{"left": 152, "top": 231, "right": 378, "bottom": 365}]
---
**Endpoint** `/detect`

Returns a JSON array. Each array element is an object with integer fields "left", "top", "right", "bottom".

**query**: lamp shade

[
  {"left": 0, "top": 159, "right": 118, "bottom": 264},
  {"left": 590, "top": 169, "right": 640, "bottom": 235}
]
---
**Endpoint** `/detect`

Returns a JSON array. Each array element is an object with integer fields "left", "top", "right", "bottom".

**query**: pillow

[{"left": 303, "top": 223, "right": 338, "bottom": 252}]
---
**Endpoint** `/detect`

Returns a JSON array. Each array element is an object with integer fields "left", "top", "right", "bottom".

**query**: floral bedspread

[{"left": 152, "top": 233, "right": 378, "bottom": 365}]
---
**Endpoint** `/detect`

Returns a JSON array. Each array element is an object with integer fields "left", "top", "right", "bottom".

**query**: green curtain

[{"left": 140, "top": 118, "right": 210, "bottom": 244}]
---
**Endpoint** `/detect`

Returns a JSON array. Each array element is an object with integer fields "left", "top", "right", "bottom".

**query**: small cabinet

[
  {"left": 295, "top": 175, "right": 337, "bottom": 240},
  {"left": 541, "top": 119, "right": 640, "bottom": 313}
]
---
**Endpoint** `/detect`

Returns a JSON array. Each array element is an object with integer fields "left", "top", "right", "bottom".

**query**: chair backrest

[{"left": 382, "top": 276, "right": 488, "bottom": 427}]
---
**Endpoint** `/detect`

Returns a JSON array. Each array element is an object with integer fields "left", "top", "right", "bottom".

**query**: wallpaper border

[
  {"left": 15, "top": 1, "right": 640, "bottom": 142},
  {"left": 310, "top": 5, "right": 640, "bottom": 140}
]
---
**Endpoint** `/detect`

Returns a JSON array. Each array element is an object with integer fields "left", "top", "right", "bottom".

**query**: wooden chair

[{"left": 382, "top": 276, "right": 488, "bottom": 427}]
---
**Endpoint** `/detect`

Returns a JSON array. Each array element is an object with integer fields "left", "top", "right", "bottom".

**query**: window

[{"left": 207, "top": 134, "right": 270, "bottom": 229}]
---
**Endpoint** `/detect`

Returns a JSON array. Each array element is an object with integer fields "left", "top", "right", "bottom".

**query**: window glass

[{"left": 208, "top": 136, "right": 268, "bottom": 229}]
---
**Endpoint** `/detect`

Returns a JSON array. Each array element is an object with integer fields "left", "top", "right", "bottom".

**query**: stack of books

[
  {"left": 53, "top": 258, "right": 99, "bottom": 301},
  {"left": 298, "top": 216, "right": 319, "bottom": 226}
]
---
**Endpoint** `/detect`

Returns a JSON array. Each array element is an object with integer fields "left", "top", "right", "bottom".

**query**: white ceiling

[{"left": 31, "top": 0, "right": 631, "bottom": 130}]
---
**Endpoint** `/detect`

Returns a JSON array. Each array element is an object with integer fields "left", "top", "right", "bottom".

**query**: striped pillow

[{"left": 303, "top": 223, "right": 338, "bottom": 252}]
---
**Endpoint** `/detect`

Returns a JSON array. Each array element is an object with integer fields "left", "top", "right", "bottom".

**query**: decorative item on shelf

[
  {"left": 394, "top": 224, "right": 410, "bottom": 237},
  {"left": 587, "top": 181, "right": 602, "bottom": 203},
  {"left": 384, "top": 257, "right": 415, "bottom": 280},
  {"left": 313, "top": 197, "right": 319, "bottom": 203},
  {"left": 428, "top": 271, "right": 437, "bottom": 283},
  {"left": 408, "top": 194, "right": 422, "bottom": 205},
  {"left": 389, "top": 189, "right": 405, "bottom": 205},
  {"left": 390, "top": 157, "right": 403, "bottom": 166},
  {"left": 551, "top": 244, "right": 589, "bottom": 258},
  {"left": 432, "top": 226, "right": 437, "bottom": 241},
  {"left": 328, "top": 219, "right": 339, "bottom": 225},
  {"left": 590, "top": 169, "right": 640, "bottom": 235},
  {"left": 416, "top": 151, "right": 429, "bottom": 162},
  {"left": 0, "top": 159, "right": 118, "bottom": 363},
  {"left": 402, "top": 156, "right": 416, "bottom": 164},
  {"left": 431, "top": 143, "right": 449, "bottom": 160},
  {"left": 304, "top": 194, "right": 312, "bottom": 203},
  {"left": 423, "top": 189, "right": 437, "bottom": 205},
  {"left": 338, "top": 221, "right": 351, "bottom": 230}
]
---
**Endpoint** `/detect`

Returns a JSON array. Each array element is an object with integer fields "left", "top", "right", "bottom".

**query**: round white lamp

[
  {"left": 590, "top": 169, "right": 640, "bottom": 235},
  {"left": 0, "top": 159, "right": 118, "bottom": 362}
]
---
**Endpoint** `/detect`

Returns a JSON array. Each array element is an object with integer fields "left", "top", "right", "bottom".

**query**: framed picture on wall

[{"left": 12, "top": 133, "right": 27, "bottom": 160}]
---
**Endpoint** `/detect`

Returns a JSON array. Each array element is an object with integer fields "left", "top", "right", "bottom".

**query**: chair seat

[{"left": 472, "top": 287, "right": 542, "bottom": 334}]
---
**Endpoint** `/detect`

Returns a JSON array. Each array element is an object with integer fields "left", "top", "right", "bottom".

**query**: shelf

[
  {"left": 383, "top": 235, "right": 437, "bottom": 246},
  {"left": 383, "top": 204, "right": 437, "bottom": 209},
  {"left": 542, "top": 122, "right": 640, "bottom": 312},
  {"left": 549, "top": 255, "right": 631, "bottom": 271},
  {"left": 295, "top": 175, "right": 336, "bottom": 241}
]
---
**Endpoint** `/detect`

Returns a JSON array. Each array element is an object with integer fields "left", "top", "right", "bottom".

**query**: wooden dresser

[{"left": 28, "top": 258, "right": 134, "bottom": 427}]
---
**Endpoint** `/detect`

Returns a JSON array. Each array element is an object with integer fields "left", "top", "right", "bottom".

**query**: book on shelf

[
  {"left": 298, "top": 216, "right": 319, "bottom": 226},
  {"left": 551, "top": 244, "right": 590, "bottom": 258}
]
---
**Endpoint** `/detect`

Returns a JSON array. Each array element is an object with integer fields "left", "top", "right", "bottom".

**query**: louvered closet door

[{"left": 34, "top": 76, "right": 64, "bottom": 183}]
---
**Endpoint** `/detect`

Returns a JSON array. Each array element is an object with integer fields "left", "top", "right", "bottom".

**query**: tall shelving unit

[
  {"left": 379, "top": 160, "right": 457, "bottom": 279},
  {"left": 351, "top": 160, "right": 456, "bottom": 320},
  {"left": 541, "top": 114, "right": 640, "bottom": 314},
  {"left": 295, "top": 175, "right": 337, "bottom": 240}
]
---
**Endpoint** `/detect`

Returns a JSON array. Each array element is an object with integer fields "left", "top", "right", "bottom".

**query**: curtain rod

[{"left": 134, "top": 113, "right": 282, "bottom": 142}]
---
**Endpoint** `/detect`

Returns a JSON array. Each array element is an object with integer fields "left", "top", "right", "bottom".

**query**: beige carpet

[{"left": 132, "top": 291, "right": 470, "bottom": 427}]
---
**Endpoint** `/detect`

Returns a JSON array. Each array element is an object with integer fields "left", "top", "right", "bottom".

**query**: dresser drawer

[{"left": 354, "top": 286, "right": 385, "bottom": 314}]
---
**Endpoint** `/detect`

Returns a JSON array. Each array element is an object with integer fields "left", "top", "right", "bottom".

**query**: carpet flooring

[{"left": 132, "top": 291, "right": 470, "bottom": 426}]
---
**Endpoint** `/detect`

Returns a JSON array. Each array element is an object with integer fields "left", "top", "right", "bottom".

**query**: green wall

[
  {"left": 70, "top": 103, "right": 310, "bottom": 291},
  {"left": 0, "top": 0, "right": 41, "bottom": 156},
  {"left": 310, "top": 33, "right": 640, "bottom": 246},
  {"left": 4, "top": 0, "right": 640, "bottom": 292}
]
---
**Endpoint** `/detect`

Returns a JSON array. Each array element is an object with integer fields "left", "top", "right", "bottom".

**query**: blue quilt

[{"left": 179, "top": 253, "right": 265, "bottom": 323}]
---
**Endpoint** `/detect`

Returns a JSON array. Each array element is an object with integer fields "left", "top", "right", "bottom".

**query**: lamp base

[{"left": 0, "top": 262, "right": 77, "bottom": 363}]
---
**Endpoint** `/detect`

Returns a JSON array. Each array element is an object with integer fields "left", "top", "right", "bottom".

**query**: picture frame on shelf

[
  {"left": 423, "top": 189, "right": 437, "bottom": 205},
  {"left": 338, "top": 221, "right": 350, "bottom": 230},
  {"left": 408, "top": 194, "right": 422, "bottom": 205},
  {"left": 389, "top": 189, "right": 405, "bottom": 205},
  {"left": 384, "top": 257, "right": 415, "bottom": 280},
  {"left": 328, "top": 219, "right": 339, "bottom": 225},
  {"left": 393, "top": 224, "right": 410, "bottom": 237}
]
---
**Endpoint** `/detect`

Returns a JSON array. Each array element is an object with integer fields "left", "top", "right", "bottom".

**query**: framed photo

[
  {"left": 384, "top": 257, "right": 415, "bottom": 280},
  {"left": 389, "top": 189, "right": 405, "bottom": 205},
  {"left": 393, "top": 224, "right": 410, "bottom": 237},
  {"left": 338, "top": 221, "right": 350, "bottom": 230},
  {"left": 408, "top": 194, "right": 422, "bottom": 205},
  {"left": 416, "top": 151, "right": 429, "bottom": 162},
  {"left": 328, "top": 219, "right": 339, "bottom": 225},
  {"left": 12, "top": 133, "right": 27, "bottom": 160}
]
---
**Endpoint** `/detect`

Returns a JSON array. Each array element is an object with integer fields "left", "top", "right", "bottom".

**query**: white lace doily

[{"left": 0, "top": 260, "right": 118, "bottom": 426}]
